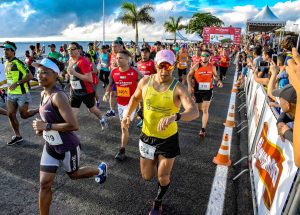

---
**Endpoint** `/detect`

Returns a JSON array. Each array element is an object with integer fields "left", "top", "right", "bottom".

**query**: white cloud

[{"left": 17, "top": 4, "right": 36, "bottom": 22}]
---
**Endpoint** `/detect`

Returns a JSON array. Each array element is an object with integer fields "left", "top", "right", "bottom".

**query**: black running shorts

[
  {"left": 194, "top": 89, "right": 213, "bottom": 103},
  {"left": 70, "top": 92, "right": 95, "bottom": 109},
  {"left": 178, "top": 68, "right": 187, "bottom": 77},
  {"left": 139, "top": 132, "right": 180, "bottom": 159}
]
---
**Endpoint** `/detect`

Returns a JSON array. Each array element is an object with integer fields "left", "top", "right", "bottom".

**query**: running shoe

[
  {"left": 136, "top": 119, "right": 143, "bottom": 128},
  {"left": 149, "top": 201, "right": 162, "bottom": 215},
  {"left": 105, "top": 110, "right": 116, "bottom": 118},
  {"left": 115, "top": 151, "right": 127, "bottom": 161},
  {"left": 95, "top": 162, "right": 107, "bottom": 184},
  {"left": 199, "top": 129, "right": 206, "bottom": 138},
  {"left": 100, "top": 117, "right": 108, "bottom": 130},
  {"left": 7, "top": 136, "right": 23, "bottom": 146}
]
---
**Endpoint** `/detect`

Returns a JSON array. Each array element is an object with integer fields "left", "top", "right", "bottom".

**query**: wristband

[
  {"left": 175, "top": 113, "right": 181, "bottom": 121},
  {"left": 45, "top": 123, "right": 52, "bottom": 131}
]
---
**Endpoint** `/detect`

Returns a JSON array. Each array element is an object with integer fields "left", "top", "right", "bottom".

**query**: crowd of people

[{"left": 6, "top": 35, "right": 297, "bottom": 214}]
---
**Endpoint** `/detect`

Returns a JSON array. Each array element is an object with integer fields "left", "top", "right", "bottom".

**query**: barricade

[{"left": 242, "top": 69, "right": 299, "bottom": 215}]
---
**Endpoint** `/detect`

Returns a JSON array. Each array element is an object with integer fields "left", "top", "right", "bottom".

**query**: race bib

[
  {"left": 43, "top": 130, "right": 63, "bottom": 146},
  {"left": 101, "top": 63, "right": 108, "bottom": 68},
  {"left": 139, "top": 140, "right": 156, "bottom": 160},
  {"left": 198, "top": 82, "right": 211, "bottom": 90},
  {"left": 70, "top": 80, "right": 82, "bottom": 90},
  {"left": 117, "top": 86, "right": 130, "bottom": 97},
  {"left": 180, "top": 62, "right": 187, "bottom": 67}
]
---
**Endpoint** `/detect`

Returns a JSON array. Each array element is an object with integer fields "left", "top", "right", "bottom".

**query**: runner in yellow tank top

[{"left": 122, "top": 50, "right": 198, "bottom": 214}]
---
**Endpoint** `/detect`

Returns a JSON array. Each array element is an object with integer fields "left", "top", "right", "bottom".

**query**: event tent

[{"left": 246, "top": 5, "right": 286, "bottom": 32}]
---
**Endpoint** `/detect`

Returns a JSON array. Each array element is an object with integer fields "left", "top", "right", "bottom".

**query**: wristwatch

[
  {"left": 16, "top": 81, "right": 21, "bottom": 86},
  {"left": 175, "top": 113, "right": 181, "bottom": 121},
  {"left": 45, "top": 123, "right": 52, "bottom": 131}
]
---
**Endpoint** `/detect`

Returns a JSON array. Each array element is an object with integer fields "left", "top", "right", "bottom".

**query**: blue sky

[{"left": 0, "top": 0, "right": 299, "bottom": 42}]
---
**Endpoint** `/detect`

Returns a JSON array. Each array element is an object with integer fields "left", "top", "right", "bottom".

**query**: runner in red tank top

[
  {"left": 187, "top": 49, "right": 223, "bottom": 138},
  {"left": 104, "top": 50, "right": 140, "bottom": 161},
  {"left": 137, "top": 47, "right": 156, "bottom": 77},
  {"left": 191, "top": 47, "right": 202, "bottom": 67}
]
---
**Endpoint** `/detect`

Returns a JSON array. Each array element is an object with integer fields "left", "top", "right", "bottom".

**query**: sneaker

[
  {"left": 105, "top": 110, "right": 115, "bottom": 118},
  {"left": 149, "top": 201, "right": 162, "bottom": 215},
  {"left": 199, "top": 130, "right": 206, "bottom": 138},
  {"left": 115, "top": 151, "right": 127, "bottom": 161},
  {"left": 136, "top": 119, "right": 143, "bottom": 128},
  {"left": 95, "top": 162, "right": 107, "bottom": 184},
  {"left": 7, "top": 136, "right": 23, "bottom": 146},
  {"left": 100, "top": 117, "right": 108, "bottom": 130}
]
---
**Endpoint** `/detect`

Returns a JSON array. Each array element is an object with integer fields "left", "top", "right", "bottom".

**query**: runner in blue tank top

[{"left": 32, "top": 57, "right": 107, "bottom": 215}]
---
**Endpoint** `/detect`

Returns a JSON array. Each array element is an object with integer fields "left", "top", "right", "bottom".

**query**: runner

[
  {"left": 176, "top": 44, "right": 189, "bottom": 85},
  {"left": 0, "top": 41, "right": 39, "bottom": 145},
  {"left": 103, "top": 50, "right": 139, "bottom": 161},
  {"left": 122, "top": 49, "right": 199, "bottom": 214},
  {"left": 136, "top": 47, "right": 156, "bottom": 128},
  {"left": 219, "top": 48, "right": 230, "bottom": 81},
  {"left": 87, "top": 42, "right": 97, "bottom": 63},
  {"left": 191, "top": 46, "right": 202, "bottom": 67},
  {"left": 187, "top": 49, "right": 223, "bottom": 137},
  {"left": 32, "top": 57, "right": 107, "bottom": 215},
  {"left": 67, "top": 42, "right": 107, "bottom": 130},
  {"left": 105, "top": 39, "right": 125, "bottom": 118},
  {"left": 47, "top": 44, "right": 63, "bottom": 61},
  {"left": 98, "top": 45, "right": 111, "bottom": 88}
]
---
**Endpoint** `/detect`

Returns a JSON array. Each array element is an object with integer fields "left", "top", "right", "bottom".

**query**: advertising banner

[
  {"left": 251, "top": 106, "right": 298, "bottom": 215},
  {"left": 202, "top": 27, "right": 241, "bottom": 45}
]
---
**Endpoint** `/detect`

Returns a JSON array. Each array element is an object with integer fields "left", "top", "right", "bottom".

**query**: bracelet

[{"left": 175, "top": 113, "right": 181, "bottom": 121}]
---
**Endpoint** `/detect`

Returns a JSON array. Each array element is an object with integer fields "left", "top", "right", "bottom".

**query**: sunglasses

[
  {"left": 201, "top": 54, "right": 210, "bottom": 57},
  {"left": 157, "top": 63, "right": 174, "bottom": 71},
  {"left": 67, "top": 47, "right": 77, "bottom": 51}
]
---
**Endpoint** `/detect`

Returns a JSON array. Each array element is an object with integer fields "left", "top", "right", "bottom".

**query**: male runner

[
  {"left": 103, "top": 50, "right": 139, "bottom": 161},
  {"left": 67, "top": 42, "right": 107, "bottom": 130},
  {"left": 0, "top": 41, "right": 39, "bottom": 145},
  {"left": 32, "top": 57, "right": 107, "bottom": 215},
  {"left": 176, "top": 44, "right": 189, "bottom": 84},
  {"left": 123, "top": 50, "right": 198, "bottom": 214},
  {"left": 187, "top": 49, "right": 223, "bottom": 137}
]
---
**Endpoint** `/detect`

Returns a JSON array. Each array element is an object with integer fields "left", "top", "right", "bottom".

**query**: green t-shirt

[
  {"left": 5, "top": 57, "right": 30, "bottom": 94},
  {"left": 48, "top": 51, "right": 63, "bottom": 61}
]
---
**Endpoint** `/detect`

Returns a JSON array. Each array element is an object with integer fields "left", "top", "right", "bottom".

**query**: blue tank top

[
  {"left": 39, "top": 86, "right": 80, "bottom": 154},
  {"left": 100, "top": 53, "right": 110, "bottom": 72}
]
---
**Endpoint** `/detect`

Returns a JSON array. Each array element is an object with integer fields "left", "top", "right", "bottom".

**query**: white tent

[
  {"left": 246, "top": 5, "right": 286, "bottom": 32},
  {"left": 161, "top": 31, "right": 202, "bottom": 42}
]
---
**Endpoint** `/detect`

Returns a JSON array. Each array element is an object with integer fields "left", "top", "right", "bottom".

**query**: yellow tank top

[{"left": 142, "top": 75, "right": 180, "bottom": 139}]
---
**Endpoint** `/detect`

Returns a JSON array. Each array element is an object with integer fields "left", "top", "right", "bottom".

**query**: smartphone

[
  {"left": 297, "top": 35, "right": 300, "bottom": 54},
  {"left": 272, "top": 54, "right": 277, "bottom": 64}
]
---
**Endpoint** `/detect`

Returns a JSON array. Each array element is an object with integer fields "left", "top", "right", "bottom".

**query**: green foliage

[
  {"left": 186, "top": 12, "right": 224, "bottom": 36},
  {"left": 164, "top": 16, "right": 185, "bottom": 43}
]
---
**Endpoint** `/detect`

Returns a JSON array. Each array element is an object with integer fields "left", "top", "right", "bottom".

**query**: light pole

[{"left": 102, "top": 0, "right": 105, "bottom": 45}]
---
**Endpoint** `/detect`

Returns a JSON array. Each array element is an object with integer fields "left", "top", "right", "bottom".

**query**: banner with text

[{"left": 202, "top": 27, "right": 241, "bottom": 45}]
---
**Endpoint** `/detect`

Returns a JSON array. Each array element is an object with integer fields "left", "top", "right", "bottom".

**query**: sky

[{"left": 0, "top": 0, "right": 299, "bottom": 42}]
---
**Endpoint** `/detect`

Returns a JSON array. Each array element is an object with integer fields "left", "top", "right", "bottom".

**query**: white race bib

[
  {"left": 43, "top": 130, "right": 63, "bottom": 146},
  {"left": 198, "top": 82, "right": 211, "bottom": 90},
  {"left": 139, "top": 140, "right": 156, "bottom": 160},
  {"left": 181, "top": 62, "right": 187, "bottom": 67},
  {"left": 70, "top": 80, "right": 82, "bottom": 90}
]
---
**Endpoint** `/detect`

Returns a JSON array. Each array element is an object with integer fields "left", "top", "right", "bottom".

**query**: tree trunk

[{"left": 135, "top": 22, "right": 139, "bottom": 46}]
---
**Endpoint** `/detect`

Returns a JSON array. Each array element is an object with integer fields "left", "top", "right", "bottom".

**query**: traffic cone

[
  {"left": 213, "top": 133, "right": 231, "bottom": 166},
  {"left": 223, "top": 105, "right": 235, "bottom": 127}
]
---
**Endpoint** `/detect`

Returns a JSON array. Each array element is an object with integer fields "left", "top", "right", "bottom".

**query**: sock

[
  {"left": 119, "top": 147, "right": 125, "bottom": 154},
  {"left": 155, "top": 182, "right": 170, "bottom": 203}
]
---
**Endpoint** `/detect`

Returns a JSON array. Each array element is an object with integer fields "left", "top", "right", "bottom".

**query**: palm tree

[
  {"left": 164, "top": 16, "right": 185, "bottom": 43},
  {"left": 118, "top": 2, "right": 155, "bottom": 45}
]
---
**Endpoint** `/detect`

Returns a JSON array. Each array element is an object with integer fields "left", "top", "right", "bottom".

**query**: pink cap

[{"left": 155, "top": 50, "right": 176, "bottom": 65}]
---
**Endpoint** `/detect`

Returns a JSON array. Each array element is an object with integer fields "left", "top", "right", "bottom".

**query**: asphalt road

[{"left": 0, "top": 66, "right": 250, "bottom": 215}]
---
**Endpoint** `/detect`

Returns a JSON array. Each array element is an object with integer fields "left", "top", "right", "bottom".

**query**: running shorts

[
  {"left": 70, "top": 92, "right": 95, "bottom": 109},
  {"left": 117, "top": 103, "right": 136, "bottom": 121},
  {"left": 178, "top": 68, "right": 187, "bottom": 77},
  {"left": 40, "top": 144, "right": 81, "bottom": 173},
  {"left": 194, "top": 89, "right": 213, "bottom": 103},
  {"left": 139, "top": 132, "right": 180, "bottom": 159}
]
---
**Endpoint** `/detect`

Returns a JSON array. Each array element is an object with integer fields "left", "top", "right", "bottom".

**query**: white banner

[{"left": 251, "top": 105, "right": 298, "bottom": 215}]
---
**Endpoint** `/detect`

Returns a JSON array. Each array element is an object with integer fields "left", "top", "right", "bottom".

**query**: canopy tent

[
  {"left": 246, "top": 5, "right": 285, "bottom": 32},
  {"left": 161, "top": 31, "right": 202, "bottom": 42}
]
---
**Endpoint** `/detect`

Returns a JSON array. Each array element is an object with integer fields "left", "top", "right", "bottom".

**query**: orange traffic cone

[
  {"left": 213, "top": 133, "right": 231, "bottom": 166},
  {"left": 223, "top": 105, "right": 236, "bottom": 127}
]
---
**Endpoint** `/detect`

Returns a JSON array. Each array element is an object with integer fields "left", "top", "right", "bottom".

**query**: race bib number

[
  {"left": 70, "top": 80, "right": 82, "bottom": 90},
  {"left": 139, "top": 140, "right": 156, "bottom": 160},
  {"left": 198, "top": 82, "right": 211, "bottom": 90},
  {"left": 117, "top": 86, "right": 130, "bottom": 97},
  {"left": 181, "top": 62, "right": 187, "bottom": 67},
  {"left": 43, "top": 130, "right": 63, "bottom": 146}
]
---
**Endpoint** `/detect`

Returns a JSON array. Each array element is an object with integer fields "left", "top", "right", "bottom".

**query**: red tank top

[
  {"left": 137, "top": 59, "right": 155, "bottom": 76},
  {"left": 193, "top": 63, "right": 214, "bottom": 90},
  {"left": 111, "top": 67, "right": 138, "bottom": 106}
]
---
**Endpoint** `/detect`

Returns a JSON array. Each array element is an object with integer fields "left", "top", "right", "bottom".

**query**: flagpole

[{"left": 102, "top": 0, "right": 105, "bottom": 45}]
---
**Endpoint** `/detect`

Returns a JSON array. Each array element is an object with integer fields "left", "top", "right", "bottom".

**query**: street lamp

[{"left": 102, "top": 0, "right": 105, "bottom": 45}]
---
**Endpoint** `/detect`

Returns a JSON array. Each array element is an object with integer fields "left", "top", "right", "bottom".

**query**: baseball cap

[
  {"left": 272, "top": 84, "right": 297, "bottom": 104},
  {"left": 32, "top": 58, "right": 60, "bottom": 74},
  {"left": 155, "top": 50, "right": 176, "bottom": 65},
  {"left": 0, "top": 41, "right": 17, "bottom": 52},
  {"left": 88, "top": 42, "right": 93, "bottom": 46},
  {"left": 48, "top": 44, "right": 56, "bottom": 48}
]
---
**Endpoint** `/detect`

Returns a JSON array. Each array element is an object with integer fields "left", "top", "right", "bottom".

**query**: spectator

[{"left": 48, "top": 44, "right": 63, "bottom": 61}]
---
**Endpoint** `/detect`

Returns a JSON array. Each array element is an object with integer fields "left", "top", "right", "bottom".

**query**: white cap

[
  {"left": 155, "top": 50, "right": 176, "bottom": 65},
  {"left": 32, "top": 58, "right": 60, "bottom": 74}
]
